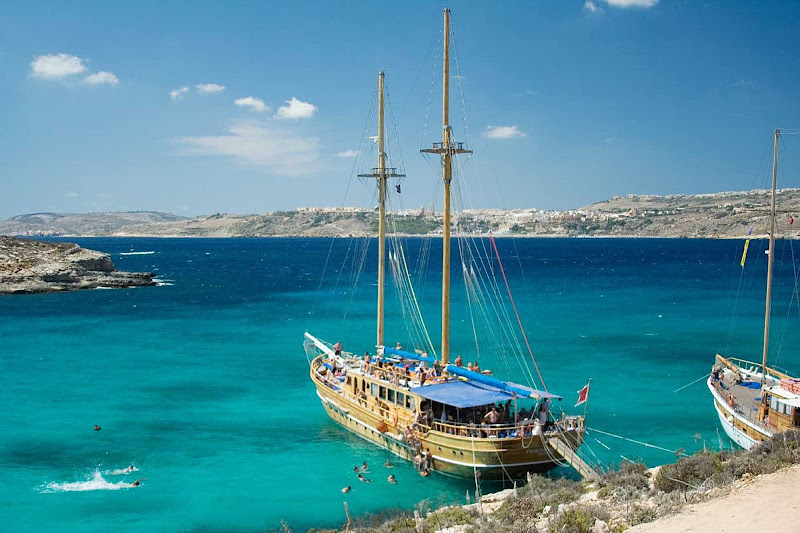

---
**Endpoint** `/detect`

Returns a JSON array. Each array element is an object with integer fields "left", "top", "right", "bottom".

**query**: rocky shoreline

[
  {"left": 0, "top": 236, "right": 156, "bottom": 294},
  {"left": 306, "top": 431, "right": 800, "bottom": 533}
]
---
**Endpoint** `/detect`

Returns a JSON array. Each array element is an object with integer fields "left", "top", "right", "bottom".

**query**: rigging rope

[
  {"left": 586, "top": 427, "right": 688, "bottom": 456},
  {"left": 489, "top": 233, "right": 549, "bottom": 393}
]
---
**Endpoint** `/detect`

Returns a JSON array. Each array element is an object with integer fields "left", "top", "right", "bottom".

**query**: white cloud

[
  {"left": 733, "top": 79, "right": 757, "bottom": 88},
  {"left": 174, "top": 120, "right": 320, "bottom": 176},
  {"left": 337, "top": 149, "right": 359, "bottom": 158},
  {"left": 605, "top": 136, "right": 619, "bottom": 144},
  {"left": 66, "top": 192, "right": 79, "bottom": 198},
  {"left": 513, "top": 89, "right": 539, "bottom": 97},
  {"left": 196, "top": 83, "right": 226, "bottom": 94},
  {"left": 235, "top": 96, "right": 269, "bottom": 113},
  {"left": 603, "top": 0, "right": 658, "bottom": 7},
  {"left": 275, "top": 97, "right": 317, "bottom": 119},
  {"left": 30, "top": 53, "right": 87, "bottom": 79},
  {"left": 483, "top": 125, "right": 526, "bottom": 139},
  {"left": 584, "top": 1, "right": 603, "bottom": 13},
  {"left": 83, "top": 71, "right": 119, "bottom": 86},
  {"left": 95, "top": 193, "right": 112, "bottom": 198},
  {"left": 171, "top": 86, "right": 190, "bottom": 100}
]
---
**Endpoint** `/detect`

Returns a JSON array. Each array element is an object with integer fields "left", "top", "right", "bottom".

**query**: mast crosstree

[
  {"left": 421, "top": 7, "right": 472, "bottom": 365},
  {"left": 358, "top": 71, "right": 404, "bottom": 347}
]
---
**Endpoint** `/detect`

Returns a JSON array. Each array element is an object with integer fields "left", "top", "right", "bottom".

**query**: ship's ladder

[{"left": 547, "top": 437, "right": 600, "bottom": 482}]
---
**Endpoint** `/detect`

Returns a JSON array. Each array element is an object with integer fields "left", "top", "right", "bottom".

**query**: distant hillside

[
  {"left": 0, "top": 211, "right": 187, "bottom": 236},
  {"left": 3, "top": 190, "right": 800, "bottom": 238}
]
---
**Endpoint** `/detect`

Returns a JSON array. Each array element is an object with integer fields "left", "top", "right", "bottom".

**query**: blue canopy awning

[{"left": 410, "top": 380, "right": 517, "bottom": 408}]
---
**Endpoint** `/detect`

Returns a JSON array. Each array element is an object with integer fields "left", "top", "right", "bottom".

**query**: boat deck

[{"left": 714, "top": 367, "right": 771, "bottom": 425}]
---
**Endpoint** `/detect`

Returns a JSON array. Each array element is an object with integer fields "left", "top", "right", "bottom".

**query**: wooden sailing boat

[
  {"left": 709, "top": 129, "right": 800, "bottom": 448},
  {"left": 304, "top": 8, "right": 589, "bottom": 480}
]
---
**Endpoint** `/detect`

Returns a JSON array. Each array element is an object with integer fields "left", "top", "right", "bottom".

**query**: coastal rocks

[{"left": 0, "top": 236, "right": 155, "bottom": 294}]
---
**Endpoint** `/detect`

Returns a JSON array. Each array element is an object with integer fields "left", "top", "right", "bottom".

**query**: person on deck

[
  {"left": 333, "top": 341, "right": 343, "bottom": 355},
  {"left": 483, "top": 406, "right": 501, "bottom": 425},
  {"left": 454, "top": 355, "right": 463, "bottom": 367},
  {"left": 395, "top": 342, "right": 403, "bottom": 350}
]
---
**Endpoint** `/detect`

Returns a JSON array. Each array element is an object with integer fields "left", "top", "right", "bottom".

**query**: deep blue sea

[{"left": 1, "top": 237, "right": 798, "bottom": 532}]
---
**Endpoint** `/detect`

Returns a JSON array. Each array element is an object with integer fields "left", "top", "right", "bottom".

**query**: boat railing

[
  {"left": 716, "top": 354, "right": 791, "bottom": 381},
  {"left": 428, "top": 414, "right": 583, "bottom": 438}
]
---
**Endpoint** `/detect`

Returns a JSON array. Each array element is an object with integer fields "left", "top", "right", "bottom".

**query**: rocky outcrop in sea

[{"left": 0, "top": 236, "right": 155, "bottom": 294}]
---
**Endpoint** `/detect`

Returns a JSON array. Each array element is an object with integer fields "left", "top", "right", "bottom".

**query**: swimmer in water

[
  {"left": 341, "top": 485, "right": 351, "bottom": 493},
  {"left": 94, "top": 425, "right": 101, "bottom": 431},
  {"left": 361, "top": 461, "right": 369, "bottom": 471},
  {"left": 353, "top": 466, "right": 360, "bottom": 473},
  {"left": 388, "top": 474, "right": 397, "bottom": 484},
  {"left": 384, "top": 459, "right": 394, "bottom": 468},
  {"left": 130, "top": 478, "right": 145, "bottom": 487},
  {"left": 357, "top": 473, "right": 371, "bottom": 483},
  {"left": 123, "top": 464, "right": 135, "bottom": 473}
]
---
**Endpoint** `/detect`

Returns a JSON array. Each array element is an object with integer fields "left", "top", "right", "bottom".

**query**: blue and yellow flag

[{"left": 741, "top": 239, "right": 750, "bottom": 268}]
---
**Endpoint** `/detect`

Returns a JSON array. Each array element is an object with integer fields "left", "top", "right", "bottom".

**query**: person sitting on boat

[
  {"left": 454, "top": 354, "right": 463, "bottom": 367},
  {"left": 333, "top": 341, "right": 343, "bottom": 355},
  {"left": 467, "top": 362, "right": 474, "bottom": 371},
  {"left": 473, "top": 362, "right": 481, "bottom": 373},
  {"left": 395, "top": 342, "right": 403, "bottom": 350}
]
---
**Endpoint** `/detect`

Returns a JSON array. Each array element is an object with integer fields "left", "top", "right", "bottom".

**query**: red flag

[{"left": 575, "top": 381, "right": 590, "bottom": 407}]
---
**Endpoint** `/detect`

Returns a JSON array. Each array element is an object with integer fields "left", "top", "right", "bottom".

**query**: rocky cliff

[{"left": 0, "top": 236, "right": 156, "bottom": 294}]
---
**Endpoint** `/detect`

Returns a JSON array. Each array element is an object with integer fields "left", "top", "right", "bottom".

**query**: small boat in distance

[
  {"left": 709, "top": 129, "right": 800, "bottom": 448},
  {"left": 120, "top": 247, "right": 155, "bottom": 256},
  {"left": 304, "top": 8, "right": 591, "bottom": 480}
]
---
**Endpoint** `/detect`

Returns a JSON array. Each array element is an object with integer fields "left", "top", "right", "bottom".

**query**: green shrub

[
  {"left": 422, "top": 506, "right": 476, "bottom": 532},
  {"left": 654, "top": 453, "right": 718, "bottom": 492},
  {"left": 602, "top": 461, "right": 650, "bottom": 493},
  {"left": 525, "top": 474, "right": 584, "bottom": 513},
  {"left": 548, "top": 508, "right": 594, "bottom": 533}
]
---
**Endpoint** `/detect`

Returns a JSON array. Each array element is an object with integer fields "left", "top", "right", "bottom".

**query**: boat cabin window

[
  {"left": 396, "top": 392, "right": 405, "bottom": 406},
  {"left": 370, "top": 383, "right": 378, "bottom": 398},
  {"left": 379, "top": 386, "right": 387, "bottom": 400},
  {"left": 362, "top": 379, "right": 366, "bottom": 392},
  {"left": 388, "top": 389, "right": 395, "bottom": 403},
  {"left": 772, "top": 398, "right": 794, "bottom": 415},
  {"left": 346, "top": 377, "right": 351, "bottom": 385},
  {"left": 406, "top": 396, "right": 416, "bottom": 411}
]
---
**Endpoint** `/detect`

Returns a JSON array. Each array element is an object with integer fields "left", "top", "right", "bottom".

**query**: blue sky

[{"left": 2, "top": 0, "right": 800, "bottom": 219}]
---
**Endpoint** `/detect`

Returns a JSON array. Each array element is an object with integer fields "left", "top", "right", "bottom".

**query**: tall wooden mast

[
  {"left": 421, "top": 7, "right": 471, "bottom": 365},
  {"left": 761, "top": 129, "right": 780, "bottom": 387},
  {"left": 359, "top": 71, "right": 403, "bottom": 348}
]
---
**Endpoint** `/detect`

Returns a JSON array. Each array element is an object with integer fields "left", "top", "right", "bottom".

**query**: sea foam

[{"left": 40, "top": 470, "right": 139, "bottom": 493}]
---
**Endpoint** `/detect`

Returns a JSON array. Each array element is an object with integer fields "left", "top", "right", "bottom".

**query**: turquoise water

[{"left": 1, "top": 237, "right": 798, "bottom": 532}]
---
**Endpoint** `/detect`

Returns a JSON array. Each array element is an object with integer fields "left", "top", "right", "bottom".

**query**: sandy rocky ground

[
  {"left": 0, "top": 236, "right": 155, "bottom": 294},
  {"left": 426, "top": 463, "right": 800, "bottom": 533},
  {"left": 627, "top": 463, "right": 800, "bottom": 533}
]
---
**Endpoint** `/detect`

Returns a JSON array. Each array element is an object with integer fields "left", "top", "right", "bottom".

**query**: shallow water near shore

[{"left": 1, "top": 237, "right": 798, "bottom": 532}]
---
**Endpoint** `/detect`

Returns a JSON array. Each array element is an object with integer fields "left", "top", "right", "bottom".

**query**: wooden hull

[
  {"left": 315, "top": 378, "right": 585, "bottom": 480},
  {"left": 707, "top": 376, "right": 768, "bottom": 450}
]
